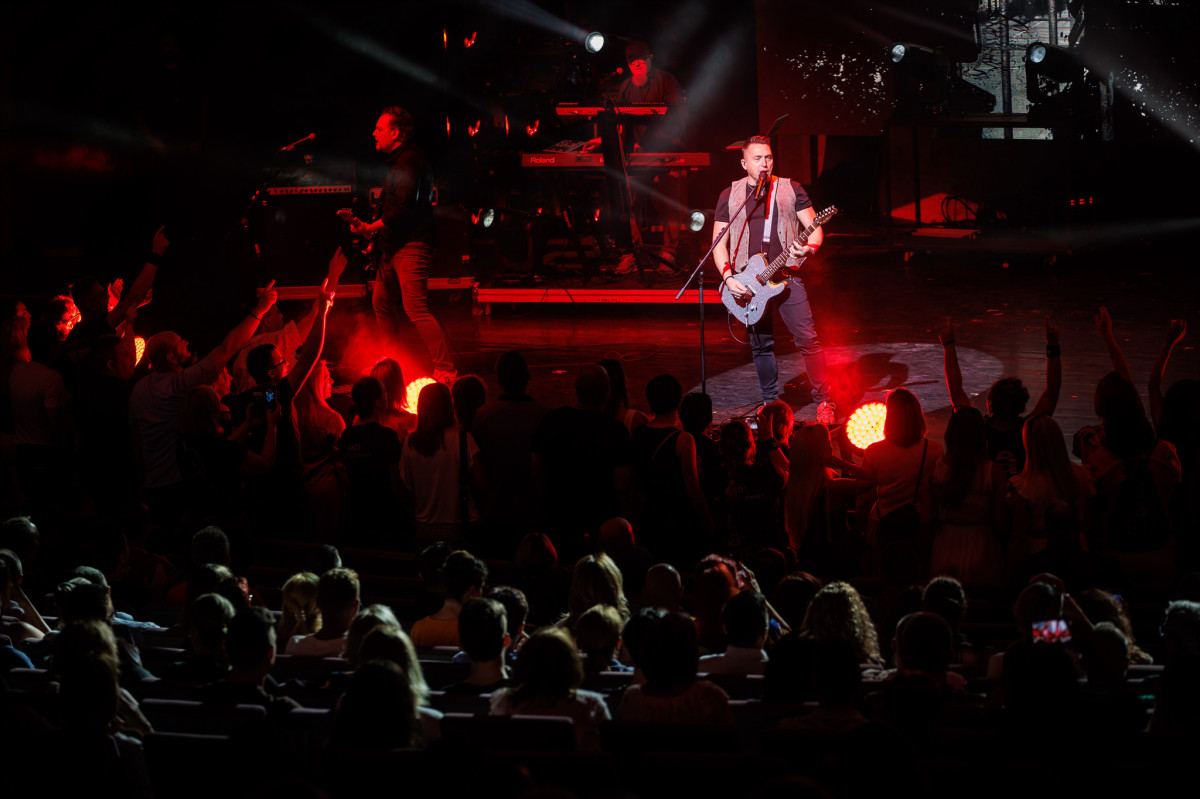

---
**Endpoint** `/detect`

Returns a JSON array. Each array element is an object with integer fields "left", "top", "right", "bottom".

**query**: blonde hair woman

[
  {"left": 562, "top": 553, "right": 629, "bottom": 632},
  {"left": 278, "top": 572, "right": 321, "bottom": 641}
]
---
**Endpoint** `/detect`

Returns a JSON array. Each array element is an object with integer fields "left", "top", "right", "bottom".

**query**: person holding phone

[
  {"left": 227, "top": 246, "right": 345, "bottom": 416},
  {"left": 178, "top": 384, "right": 279, "bottom": 533},
  {"left": 234, "top": 280, "right": 337, "bottom": 480}
]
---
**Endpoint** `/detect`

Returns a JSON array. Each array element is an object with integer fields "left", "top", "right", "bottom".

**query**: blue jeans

[
  {"left": 748, "top": 277, "right": 830, "bottom": 403},
  {"left": 374, "top": 241, "right": 455, "bottom": 373}
]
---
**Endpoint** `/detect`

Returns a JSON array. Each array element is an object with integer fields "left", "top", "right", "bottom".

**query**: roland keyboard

[
  {"left": 520, "top": 152, "right": 709, "bottom": 169},
  {"left": 555, "top": 103, "right": 669, "bottom": 117}
]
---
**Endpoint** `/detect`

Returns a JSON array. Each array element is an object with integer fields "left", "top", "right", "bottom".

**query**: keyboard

[{"left": 520, "top": 152, "right": 709, "bottom": 169}]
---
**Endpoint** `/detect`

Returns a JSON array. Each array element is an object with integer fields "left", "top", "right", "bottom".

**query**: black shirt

[
  {"left": 715, "top": 180, "right": 812, "bottom": 266},
  {"left": 532, "top": 407, "right": 633, "bottom": 552},
  {"left": 616, "top": 69, "right": 685, "bottom": 152},
  {"left": 64, "top": 317, "right": 116, "bottom": 369},
  {"left": 340, "top": 422, "right": 401, "bottom": 484},
  {"left": 230, "top": 377, "right": 301, "bottom": 472},
  {"left": 378, "top": 142, "right": 435, "bottom": 258},
  {"left": 985, "top": 414, "right": 1026, "bottom": 474}
]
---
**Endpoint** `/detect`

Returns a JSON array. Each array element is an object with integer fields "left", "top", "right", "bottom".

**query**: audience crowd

[{"left": 1, "top": 241, "right": 1198, "bottom": 798}]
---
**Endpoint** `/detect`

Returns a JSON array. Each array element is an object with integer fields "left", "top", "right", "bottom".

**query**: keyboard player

[{"left": 615, "top": 40, "right": 687, "bottom": 275}]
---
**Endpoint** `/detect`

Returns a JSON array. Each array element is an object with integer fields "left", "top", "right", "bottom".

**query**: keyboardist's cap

[{"left": 626, "top": 40, "right": 651, "bottom": 61}]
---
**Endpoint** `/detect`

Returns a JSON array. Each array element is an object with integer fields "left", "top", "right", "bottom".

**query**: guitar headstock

[{"left": 815, "top": 206, "right": 838, "bottom": 226}]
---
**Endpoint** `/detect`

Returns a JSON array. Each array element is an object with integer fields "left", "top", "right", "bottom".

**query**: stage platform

[
  {"left": 277, "top": 218, "right": 1110, "bottom": 306},
  {"left": 318, "top": 239, "right": 1198, "bottom": 452}
]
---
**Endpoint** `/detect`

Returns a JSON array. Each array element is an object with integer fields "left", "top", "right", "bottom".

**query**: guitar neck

[{"left": 762, "top": 218, "right": 821, "bottom": 280}]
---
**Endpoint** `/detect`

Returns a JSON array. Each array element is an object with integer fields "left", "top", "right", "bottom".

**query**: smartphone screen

[{"left": 1031, "top": 619, "right": 1071, "bottom": 644}]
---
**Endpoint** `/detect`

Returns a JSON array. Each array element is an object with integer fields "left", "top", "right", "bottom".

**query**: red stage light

[
  {"left": 134, "top": 336, "right": 146, "bottom": 366},
  {"left": 446, "top": 116, "right": 451, "bottom": 137},
  {"left": 442, "top": 29, "right": 447, "bottom": 49},
  {"left": 468, "top": 120, "right": 481, "bottom": 136},
  {"left": 463, "top": 32, "right": 477, "bottom": 48},
  {"left": 405, "top": 377, "right": 437, "bottom": 413},
  {"left": 526, "top": 120, "right": 539, "bottom": 136},
  {"left": 504, "top": 115, "right": 509, "bottom": 136},
  {"left": 845, "top": 402, "right": 887, "bottom": 449}
]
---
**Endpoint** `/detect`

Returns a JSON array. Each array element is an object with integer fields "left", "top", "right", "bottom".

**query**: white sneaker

[
  {"left": 614, "top": 254, "right": 637, "bottom": 275},
  {"left": 816, "top": 401, "right": 837, "bottom": 426}
]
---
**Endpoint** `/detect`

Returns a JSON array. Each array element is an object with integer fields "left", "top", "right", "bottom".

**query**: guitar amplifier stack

[
  {"left": 261, "top": 181, "right": 358, "bottom": 286},
  {"left": 259, "top": 164, "right": 470, "bottom": 289}
]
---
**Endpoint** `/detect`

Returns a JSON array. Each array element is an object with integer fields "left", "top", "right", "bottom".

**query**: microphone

[
  {"left": 279, "top": 133, "right": 316, "bottom": 152},
  {"left": 753, "top": 172, "right": 770, "bottom": 200}
]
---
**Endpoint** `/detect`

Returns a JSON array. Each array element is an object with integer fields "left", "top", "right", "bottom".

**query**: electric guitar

[
  {"left": 337, "top": 208, "right": 376, "bottom": 260},
  {"left": 719, "top": 205, "right": 838, "bottom": 327}
]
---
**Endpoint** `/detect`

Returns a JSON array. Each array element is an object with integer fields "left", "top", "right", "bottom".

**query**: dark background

[{"left": 3, "top": 0, "right": 1198, "bottom": 341}]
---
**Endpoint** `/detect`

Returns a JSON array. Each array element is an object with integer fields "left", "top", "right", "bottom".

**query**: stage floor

[{"left": 334, "top": 246, "right": 1199, "bottom": 448}]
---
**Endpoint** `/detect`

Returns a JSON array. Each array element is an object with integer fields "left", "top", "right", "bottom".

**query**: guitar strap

[
  {"left": 760, "top": 177, "right": 774, "bottom": 251},
  {"left": 729, "top": 178, "right": 799, "bottom": 273}
]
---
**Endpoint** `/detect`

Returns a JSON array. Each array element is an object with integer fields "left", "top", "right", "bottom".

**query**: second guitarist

[
  {"left": 349, "top": 107, "right": 456, "bottom": 383},
  {"left": 713, "top": 135, "right": 833, "bottom": 424}
]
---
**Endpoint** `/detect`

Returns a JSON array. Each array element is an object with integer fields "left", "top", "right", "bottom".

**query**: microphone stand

[
  {"left": 228, "top": 137, "right": 310, "bottom": 269},
  {"left": 675, "top": 178, "right": 767, "bottom": 394}
]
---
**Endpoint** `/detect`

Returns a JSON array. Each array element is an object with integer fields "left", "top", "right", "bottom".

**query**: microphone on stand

[
  {"left": 279, "top": 133, "right": 316, "bottom": 152},
  {"left": 753, "top": 171, "right": 770, "bottom": 200}
]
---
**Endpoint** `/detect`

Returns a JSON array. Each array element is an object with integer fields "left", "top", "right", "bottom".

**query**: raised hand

[
  {"left": 211, "top": 367, "right": 232, "bottom": 399},
  {"left": 327, "top": 247, "right": 348, "bottom": 282},
  {"left": 940, "top": 316, "right": 956, "bottom": 347},
  {"left": 108, "top": 278, "right": 124, "bottom": 311},
  {"left": 152, "top": 225, "right": 169, "bottom": 256},
  {"left": 318, "top": 278, "right": 336, "bottom": 311},
  {"left": 1165, "top": 318, "right": 1187, "bottom": 347},
  {"left": 1095, "top": 305, "right": 1113, "bottom": 338},
  {"left": 254, "top": 279, "right": 278, "bottom": 318},
  {"left": 1045, "top": 315, "right": 1060, "bottom": 346}
]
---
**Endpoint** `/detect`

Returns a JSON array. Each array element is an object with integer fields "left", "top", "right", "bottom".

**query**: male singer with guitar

[
  {"left": 713, "top": 135, "right": 834, "bottom": 424},
  {"left": 346, "top": 107, "right": 456, "bottom": 382}
]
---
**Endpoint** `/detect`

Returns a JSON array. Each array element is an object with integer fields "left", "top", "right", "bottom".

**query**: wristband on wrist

[
  {"left": 941, "top": 339, "right": 955, "bottom": 347},
  {"left": 1046, "top": 344, "right": 1061, "bottom": 358},
  {"left": 147, "top": 252, "right": 163, "bottom": 267},
  {"left": 250, "top": 313, "right": 263, "bottom": 321}
]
